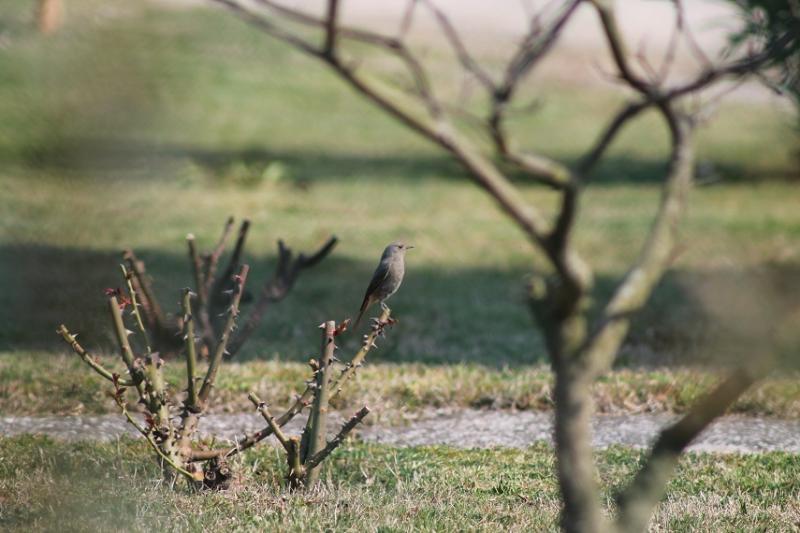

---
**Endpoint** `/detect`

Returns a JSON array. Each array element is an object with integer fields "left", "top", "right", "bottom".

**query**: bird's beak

[{"left": 406, "top": 245, "right": 415, "bottom": 250}]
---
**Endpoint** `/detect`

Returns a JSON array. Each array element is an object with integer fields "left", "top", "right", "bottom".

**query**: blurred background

[{"left": 0, "top": 0, "right": 797, "bottom": 369}]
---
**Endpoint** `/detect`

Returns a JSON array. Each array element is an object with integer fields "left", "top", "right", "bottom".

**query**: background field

[{"left": 1, "top": 1, "right": 799, "bottom": 417}]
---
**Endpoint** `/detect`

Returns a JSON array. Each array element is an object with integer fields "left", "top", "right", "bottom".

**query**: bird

[{"left": 355, "top": 241, "right": 413, "bottom": 327}]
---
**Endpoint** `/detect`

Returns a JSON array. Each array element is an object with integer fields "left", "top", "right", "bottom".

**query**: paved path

[{"left": 2, "top": 409, "right": 798, "bottom": 453}]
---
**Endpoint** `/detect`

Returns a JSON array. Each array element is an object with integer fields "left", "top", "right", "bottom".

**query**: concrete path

[{"left": 2, "top": 409, "right": 798, "bottom": 453}]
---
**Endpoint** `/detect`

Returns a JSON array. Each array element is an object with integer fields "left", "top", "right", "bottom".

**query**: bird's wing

[
  {"left": 355, "top": 261, "right": 390, "bottom": 326},
  {"left": 362, "top": 260, "right": 390, "bottom": 306}
]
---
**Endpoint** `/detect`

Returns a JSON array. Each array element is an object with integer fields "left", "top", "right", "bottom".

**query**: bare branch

[
  {"left": 212, "top": 219, "right": 250, "bottom": 303},
  {"left": 57, "top": 325, "right": 133, "bottom": 386},
  {"left": 420, "top": 0, "right": 495, "bottom": 90},
  {"left": 397, "top": 0, "right": 418, "bottom": 39},
  {"left": 228, "top": 235, "right": 338, "bottom": 357},
  {"left": 487, "top": 0, "right": 581, "bottom": 186},
  {"left": 202, "top": 216, "right": 235, "bottom": 301},
  {"left": 499, "top": 0, "right": 581, "bottom": 97},
  {"left": 108, "top": 296, "right": 146, "bottom": 400},
  {"left": 578, "top": 101, "right": 649, "bottom": 176},
  {"left": 582, "top": 110, "right": 694, "bottom": 379},
  {"left": 322, "top": 56, "right": 554, "bottom": 245},
  {"left": 187, "top": 234, "right": 206, "bottom": 309},
  {"left": 322, "top": 0, "right": 340, "bottom": 57},
  {"left": 181, "top": 288, "right": 200, "bottom": 412},
  {"left": 249, "top": 392, "right": 292, "bottom": 452},
  {"left": 329, "top": 308, "right": 392, "bottom": 402},
  {"left": 213, "top": 0, "right": 323, "bottom": 56},
  {"left": 198, "top": 265, "right": 249, "bottom": 405},
  {"left": 213, "top": 381, "right": 317, "bottom": 461},
  {"left": 615, "top": 366, "right": 765, "bottom": 532},
  {"left": 303, "top": 320, "right": 336, "bottom": 484},
  {"left": 122, "top": 250, "right": 167, "bottom": 340},
  {"left": 112, "top": 390, "right": 198, "bottom": 481},
  {"left": 253, "top": 0, "right": 442, "bottom": 118},
  {"left": 305, "top": 406, "right": 370, "bottom": 470},
  {"left": 589, "top": 0, "right": 652, "bottom": 95}
]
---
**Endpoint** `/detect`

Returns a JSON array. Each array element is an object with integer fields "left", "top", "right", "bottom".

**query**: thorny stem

[
  {"left": 329, "top": 307, "right": 392, "bottom": 402},
  {"left": 56, "top": 325, "right": 133, "bottom": 386},
  {"left": 202, "top": 216, "right": 235, "bottom": 300},
  {"left": 303, "top": 320, "right": 336, "bottom": 484},
  {"left": 112, "top": 389, "right": 197, "bottom": 481},
  {"left": 121, "top": 263, "right": 152, "bottom": 355},
  {"left": 215, "top": 309, "right": 391, "bottom": 461},
  {"left": 108, "top": 296, "right": 146, "bottom": 400},
  {"left": 198, "top": 264, "right": 249, "bottom": 406},
  {"left": 187, "top": 234, "right": 206, "bottom": 309},
  {"left": 248, "top": 392, "right": 291, "bottom": 451},
  {"left": 181, "top": 288, "right": 200, "bottom": 412},
  {"left": 305, "top": 406, "right": 370, "bottom": 470},
  {"left": 122, "top": 251, "right": 166, "bottom": 339}
]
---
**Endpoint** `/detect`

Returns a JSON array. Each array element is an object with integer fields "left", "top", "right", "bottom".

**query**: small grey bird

[{"left": 355, "top": 241, "right": 413, "bottom": 327}]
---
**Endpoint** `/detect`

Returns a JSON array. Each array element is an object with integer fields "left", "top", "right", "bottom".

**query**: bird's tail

[{"left": 354, "top": 295, "right": 372, "bottom": 328}]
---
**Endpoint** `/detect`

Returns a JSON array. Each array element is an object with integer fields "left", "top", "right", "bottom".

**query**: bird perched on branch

[{"left": 355, "top": 241, "right": 413, "bottom": 327}]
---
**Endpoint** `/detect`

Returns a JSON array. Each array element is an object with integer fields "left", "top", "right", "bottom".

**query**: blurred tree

[
  {"left": 727, "top": 0, "right": 800, "bottom": 120},
  {"left": 209, "top": 1, "right": 797, "bottom": 531},
  {"left": 36, "top": 0, "right": 62, "bottom": 34}
]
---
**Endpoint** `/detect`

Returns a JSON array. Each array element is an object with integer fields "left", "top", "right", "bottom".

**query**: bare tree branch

[
  {"left": 589, "top": 0, "right": 652, "bottom": 95},
  {"left": 577, "top": 101, "right": 649, "bottom": 176},
  {"left": 487, "top": 0, "right": 581, "bottom": 186},
  {"left": 323, "top": 0, "right": 341, "bottom": 56},
  {"left": 614, "top": 366, "right": 765, "bottom": 533},
  {"left": 582, "top": 110, "right": 694, "bottom": 380},
  {"left": 204, "top": 0, "right": 780, "bottom": 522},
  {"left": 420, "top": 0, "right": 495, "bottom": 90}
]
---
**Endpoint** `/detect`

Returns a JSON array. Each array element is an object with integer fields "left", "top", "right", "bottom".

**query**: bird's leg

[{"left": 379, "top": 301, "right": 388, "bottom": 312}]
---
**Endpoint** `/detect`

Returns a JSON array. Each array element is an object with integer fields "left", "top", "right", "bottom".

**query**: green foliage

[{"left": 728, "top": 0, "right": 800, "bottom": 110}]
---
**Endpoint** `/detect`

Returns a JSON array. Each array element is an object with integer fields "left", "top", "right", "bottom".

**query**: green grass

[
  {"left": 2, "top": 353, "right": 798, "bottom": 417},
  {"left": 0, "top": 436, "right": 797, "bottom": 531}
]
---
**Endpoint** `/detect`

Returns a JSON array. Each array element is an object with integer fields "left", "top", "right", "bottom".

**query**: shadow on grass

[
  {"left": 8, "top": 137, "right": 797, "bottom": 185},
  {"left": 2, "top": 243, "right": 798, "bottom": 368}
]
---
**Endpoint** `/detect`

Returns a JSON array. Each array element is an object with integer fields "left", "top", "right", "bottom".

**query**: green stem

[
  {"left": 122, "top": 251, "right": 166, "bottom": 337},
  {"left": 305, "top": 406, "right": 370, "bottom": 470},
  {"left": 57, "top": 325, "right": 133, "bottom": 385},
  {"left": 181, "top": 288, "right": 200, "bottom": 411},
  {"left": 113, "top": 391, "right": 196, "bottom": 481},
  {"left": 249, "top": 392, "right": 292, "bottom": 451},
  {"left": 304, "top": 320, "right": 336, "bottom": 485},
  {"left": 121, "top": 263, "right": 152, "bottom": 355},
  {"left": 187, "top": 234, "right": 207, "bottom": 308},
  {"left": 108, "top": 296, "right": 146, "bottom": 400}
]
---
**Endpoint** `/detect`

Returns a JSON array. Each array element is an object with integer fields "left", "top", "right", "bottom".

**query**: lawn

[
  {"left": 0, "top": 1, "right": 798, "bottom": 414},
  {"left": 1, "top": 436, "right": 798, "bottom": 531}
]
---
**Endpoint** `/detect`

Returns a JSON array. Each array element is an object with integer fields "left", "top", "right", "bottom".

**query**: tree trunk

[{"left": 37, "top": 0, "right": 62, "bottom": 34}]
